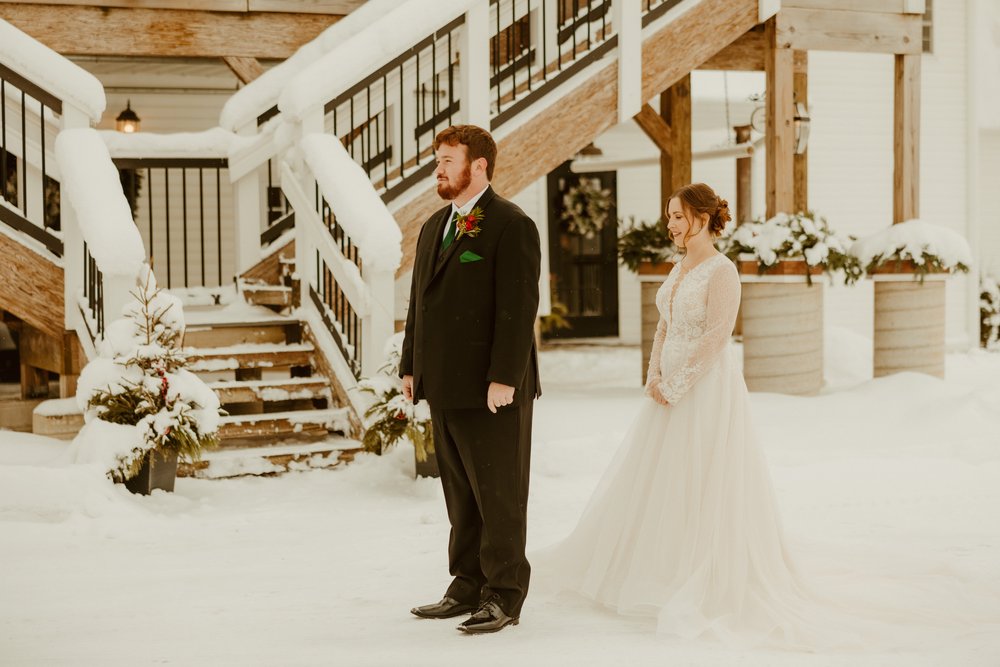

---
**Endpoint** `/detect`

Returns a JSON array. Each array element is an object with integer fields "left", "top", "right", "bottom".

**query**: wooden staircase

[{"left": 177, "top": 251, "right": 362, "bottom": 479}]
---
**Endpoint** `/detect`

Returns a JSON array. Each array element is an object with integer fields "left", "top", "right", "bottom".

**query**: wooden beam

[
  {"left": 0, "top": 230, "right": 64, "bottom": 338},
  {"left": 793, "top": 51, "right": 808, "bottom": 215},
  {"left": 661, "top": 76, "right": 692, "bottom": 213},
  {"left": 632, "top": 104, "right": 672, "bottom": 155},
  {"left": 6, "top": 0, "right": 366, "bottom": 13},
  {"left": 0, "top": 4, "right": 342, "bottom": 58},
  {"left": 782, "top": 0, "right": 924, "bottom": 14},
  {"left": 698, "top": 29, "right": 808, "bottom": 73},
  {"left": 735, "top": 124, "right": 753, "bottom": 223},
  {"left": 642, "top": 0, "right": 758, "bottom": 101},
  {"left": 775, "top": 7, "right": 922, "bottom": 55},
  {"left": 223, "top": 56, "right": 265, "bottom": 84},
  {"left": 765, "top": 17, "right": 795, "bottom": 217},
  {"left": 894, "top": 53, "right": 920, "bottom": 223}
]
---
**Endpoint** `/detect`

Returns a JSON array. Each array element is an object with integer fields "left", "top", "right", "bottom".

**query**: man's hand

[
  {"left": 486, "top": 382, "right": 515, "bottom": 414},
  {"left": 402, "top": 375, "right": 414, "bottom": 402}
]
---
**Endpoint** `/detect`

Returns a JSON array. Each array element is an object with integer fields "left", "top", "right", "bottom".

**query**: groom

[{"left": 400, "top": 125, "right": 541, "bottom": 634}]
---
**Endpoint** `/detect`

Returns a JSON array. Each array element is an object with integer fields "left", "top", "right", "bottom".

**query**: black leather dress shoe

[
  {"left": 456, "top": 598, "right": 519, "bottom": 634},
  {"left": 410, "top": 596, "right": 477, "bottom": 619}
]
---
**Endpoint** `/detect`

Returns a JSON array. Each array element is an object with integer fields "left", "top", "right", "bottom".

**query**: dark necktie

[{"left": 441, "top": 211, "right": 459, "bottom": 251}]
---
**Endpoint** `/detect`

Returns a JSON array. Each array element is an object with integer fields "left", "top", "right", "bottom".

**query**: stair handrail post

[
  {"left": 60, "top": 102, "right": 91, "bottom": 336},
  {"left": 233, "top": 121, "right": 265, "bottom": 277},
  {"left": 614, "top": 0, "right": 642, "bottom": 123},
  {"left": 295, "top": 104, "right": 326, "bottom": 314},
  {"left": 361, "top": 268, "right": 395, "bottom": 378},
  {"left": 459, "top": 1, "right": 491, "bottom": 128}
]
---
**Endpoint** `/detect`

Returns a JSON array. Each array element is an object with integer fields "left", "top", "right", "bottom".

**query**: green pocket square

[{"left": 459, "top": 251, "right": 484, "bottom": 263}]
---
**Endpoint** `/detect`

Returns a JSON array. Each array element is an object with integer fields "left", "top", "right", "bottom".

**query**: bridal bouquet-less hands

[{"left": 722, "top": 211, "right": 862, "bottom": 285}]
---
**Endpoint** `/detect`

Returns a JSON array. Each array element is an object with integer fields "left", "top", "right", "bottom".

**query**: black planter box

[{"left": 124, "top": 449, "right": 179, "bottom": 495}]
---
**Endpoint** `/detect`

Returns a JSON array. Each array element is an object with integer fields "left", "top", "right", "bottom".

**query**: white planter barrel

[
  {"left": 741, "top": 280, "right": 824, "bottom": 395},
  {"left": 873, "top": 279, "right": 945, "bottom": 378}
]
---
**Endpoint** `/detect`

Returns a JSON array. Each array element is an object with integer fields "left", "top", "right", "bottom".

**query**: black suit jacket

[{"left": 399, "top": 186, "right": 542, "bottom": 410}]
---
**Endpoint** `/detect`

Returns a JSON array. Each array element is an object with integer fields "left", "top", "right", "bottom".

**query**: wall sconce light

[{"left": 115, "top": 100, "right": 141, "bottom": 133}]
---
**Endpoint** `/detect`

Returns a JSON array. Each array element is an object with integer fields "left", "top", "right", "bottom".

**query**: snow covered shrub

[
  {"left": 982, "top": 275, "right": 1000, "bottom": 350},
  {"left": 357, "top": 332, "right": 433, "bottom": 463},
  {"left": 617, "top": 215, "right": 679, "bottom": 272},
  {"left": 850, "top": 219, "right": 972, "bottom": 283},
  {"left": 73, "top": 266, "right": 221, "bottom": 482},
  {"left": 722, "top": 211, "right": 862, "bottom": 285}
]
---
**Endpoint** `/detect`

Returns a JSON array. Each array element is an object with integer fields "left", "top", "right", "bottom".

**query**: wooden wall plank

[
  {"left": 248, "top": 0, "right": 365, "bottom": 14},
  {"left": 765, "top": 17, "right": 795, "bottom": 217},
  {"left": 782, "top": 0, "right": 924, "bottom": 14},
  {"left": 894, "top": 53, "right": 920, "bottom": 223},
  {"left": 0, "top": 231, "right": 64, "bottom": 337},
  {"left": 19, "top": 326, "right": 63, "bottom": 375},
  {"left": 698, "top": 29, "right": 807, "bottom": 73},
  {"left": 0, "top": 4, "right": 342, "bottom": 58},
  {"left": 6, "top": 0, "right": 365, "bottom": 13},
  {"left": 775, "top": 7, "right": 922, "bottom": 55}
]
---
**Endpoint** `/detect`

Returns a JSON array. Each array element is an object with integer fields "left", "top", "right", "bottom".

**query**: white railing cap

[
  {"left": 56, "top": 129, "right": 145, "bottom": 278},
  {"left": 99, "top": 127, "right": 238, "bottom": 159},
  {"left": 219, "top": 0, "right": 407, "bottom": 132},
  {"left": 0, "top": 18, "right": 106, "bottom": 122},
  {"left": 302, "top": 133, "right": 402, "bottom": 273},
  {"left": 278, "top": 0, "right": 476, "bottom": 122}
]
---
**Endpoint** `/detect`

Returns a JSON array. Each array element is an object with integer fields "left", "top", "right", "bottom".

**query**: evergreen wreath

[{"left": 561, "top": 178, "right": 613, "bottom": 238}]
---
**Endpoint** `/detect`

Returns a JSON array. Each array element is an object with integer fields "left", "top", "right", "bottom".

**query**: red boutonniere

[{"left": 455, "top": 207, "right": 485, "bottom": 241}]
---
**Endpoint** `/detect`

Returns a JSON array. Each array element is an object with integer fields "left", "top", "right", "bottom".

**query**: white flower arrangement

[
  {"left": 850, "top": 219, "right": 972, "bottom": 281},
  {"left": 721, "top": 212, "right": 862, "bottom": 284}
]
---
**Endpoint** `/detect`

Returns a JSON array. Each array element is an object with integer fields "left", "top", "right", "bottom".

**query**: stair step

[
  {"left": 207, "top": 377, "right": 330, "bottom": 404},
  {"left": 242, "top": 284, "right": 294, "bottom": 307},
  {"left": 186, "top": 342, "right": 314, "bottom": 372},
  {"left": 178, "top": 437, "right": 363, "bottom": 479},
  {"left": 217, "top": 407, "right": 350, "bottom": 440},
  {"left": 184, "top": 319, "right": 301, "bottom": 348}
]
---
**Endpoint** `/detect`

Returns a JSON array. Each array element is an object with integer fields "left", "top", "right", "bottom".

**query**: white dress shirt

[{"left": 443, "top": 184, "right": 491, "bottom": 242}]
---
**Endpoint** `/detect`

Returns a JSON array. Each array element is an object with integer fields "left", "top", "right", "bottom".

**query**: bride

[{"left": 542, "top": 183, "right": 823, "bottom": 646}]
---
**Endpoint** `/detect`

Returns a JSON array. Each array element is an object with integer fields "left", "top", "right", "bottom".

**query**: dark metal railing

[
  {"left": 82, "top": 242, "right": 105, "bottom": 339},
  {"left": 262, "top": 156, "right": 294, "bottom": 246},
  {"left": 641, "top": 0, "right": 685, "bottom": 27},
  {"left": 114, "top": 157, "right": 231, "bottom": 289},
  {"left": 323, "top": 15, "right": 464, "bottom": 205},
  {"left": 307, "top": 187, "right": 363, "bottom": 378},
  {"left": 0, "top": 63, "right": 63, "bottom": 256},
  {"left": 489, "top": 0, "right": 617, "bottom": 129}
]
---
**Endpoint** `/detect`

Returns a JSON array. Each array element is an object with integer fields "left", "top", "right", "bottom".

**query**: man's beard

[{"left": 436, "top": 164, "right": 472, "bottom": 201}]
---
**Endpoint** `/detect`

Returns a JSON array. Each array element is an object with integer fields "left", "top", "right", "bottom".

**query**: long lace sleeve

[
  {"left": 645, "top": 317, "right": 667, "bottom": 390},
  {"left": 658, "top": 262, "right": 740, "bottom": 404}
]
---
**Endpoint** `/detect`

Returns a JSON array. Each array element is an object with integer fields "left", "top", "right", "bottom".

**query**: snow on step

[
  {"left": 183, "top": 437, "right": 362, "bottom": 479},
  {"left": 207, "top": 377, "right": 331, "bottom": 403},
  {"left": 184, "top": 319, "right": 299, "bottom": 348},
  {"left": 186, "top": 342, "right": 314, "bottom": 371},
  {"left": 217, "top": 408, "right": 351, "bottom": 439}
]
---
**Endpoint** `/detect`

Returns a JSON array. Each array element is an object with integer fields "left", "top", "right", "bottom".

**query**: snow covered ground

[{"left": 2, "top": 333, "right": 999, "bottom": 666}]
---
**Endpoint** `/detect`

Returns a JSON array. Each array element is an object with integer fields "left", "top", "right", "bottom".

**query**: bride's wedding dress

[{"left": 542, "top": 254, "right": 834, "bottom": 646}]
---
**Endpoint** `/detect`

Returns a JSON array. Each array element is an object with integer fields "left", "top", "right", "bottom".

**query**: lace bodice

[{"left": 645, "top": 254, "right": 740, "bottom": 404}]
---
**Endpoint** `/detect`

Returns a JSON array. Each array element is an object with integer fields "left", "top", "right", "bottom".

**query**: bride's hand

[{"left": 645, "top": 381, "right": 670, "bottom": 406}]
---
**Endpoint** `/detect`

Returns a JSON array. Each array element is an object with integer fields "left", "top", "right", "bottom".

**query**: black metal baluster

[
  {"left": 1, "top": 80, "right": 6, "bottom": 203},
  {"left": 349, "top": 96, "right": 355, "bottom": 158},
  {"left": 510, "top": 0, "right": 516, "bottom": 101},
  {"left": 399, "top": 63, "right": 405, "bottom": 180},
  {"left": 447, "top": 31, "right": 455, "bottom": 124},
  {"left": 383, "top": 75, "right": 389, "bottom": 187},
  {"left": 147, "top": 168, "right": 154, "bottom": 263},
  {"left": 199, "top": 168, "right": 206, "bottom": 286},
  {"left": 495, "top": 4, "right": 502, "bottom": 110},
  {"left": 164, "top": 169, "right": 172, "bottom": 287},
  {"left": 366, "top": 86, "right": 372, "bottom": 177},
  {"left": 415, "top": 49, "right": 422, "bottom": 158},
  {"left": 182, "top": 168, "right": 189, "bottom": 286},
  {"left": 216, "top": 168, "right": 222, "bottom": 286}
]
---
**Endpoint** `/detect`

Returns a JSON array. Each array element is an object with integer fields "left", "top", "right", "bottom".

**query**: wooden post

[
  {"left": 614, "top": 0, "right": 642, "bottom": 122},
  {"left": 894, "top": 53, "right": 920, "bottom": 223},
  {"left": 793, "top": 50, "right": 808, "bottom": 214},
  {"left": 765, "top": 17, "right": 794, "bottom": 217},
  {"left": 659, "top": 74, "right": 691, "bottom": 212},
  {"left": 459, "top": 2, "right": 490, "bottom": 129},
  {"left": 734, "top": 124, "right": 752, "bottom": 224}
]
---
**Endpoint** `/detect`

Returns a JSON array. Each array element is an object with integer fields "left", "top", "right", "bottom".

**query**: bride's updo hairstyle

[{"left": 668, "top": 183, "right": 732, "bottom": 240}]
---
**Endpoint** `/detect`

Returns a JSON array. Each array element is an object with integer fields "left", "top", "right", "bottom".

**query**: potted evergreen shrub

[
  {"left": 71, "top": 267, "right": 221, "bottom": 494},
  {"left": 982, "top": 275, "right": 1000, "bottom": 350},
  {"left": 358, "top": 333, "right": 436, "bottom": 478}
]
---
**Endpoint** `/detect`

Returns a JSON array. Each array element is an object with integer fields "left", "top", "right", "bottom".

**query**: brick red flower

[{"left": 455, "top": 206, "right": 485, "bottom": 241}]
